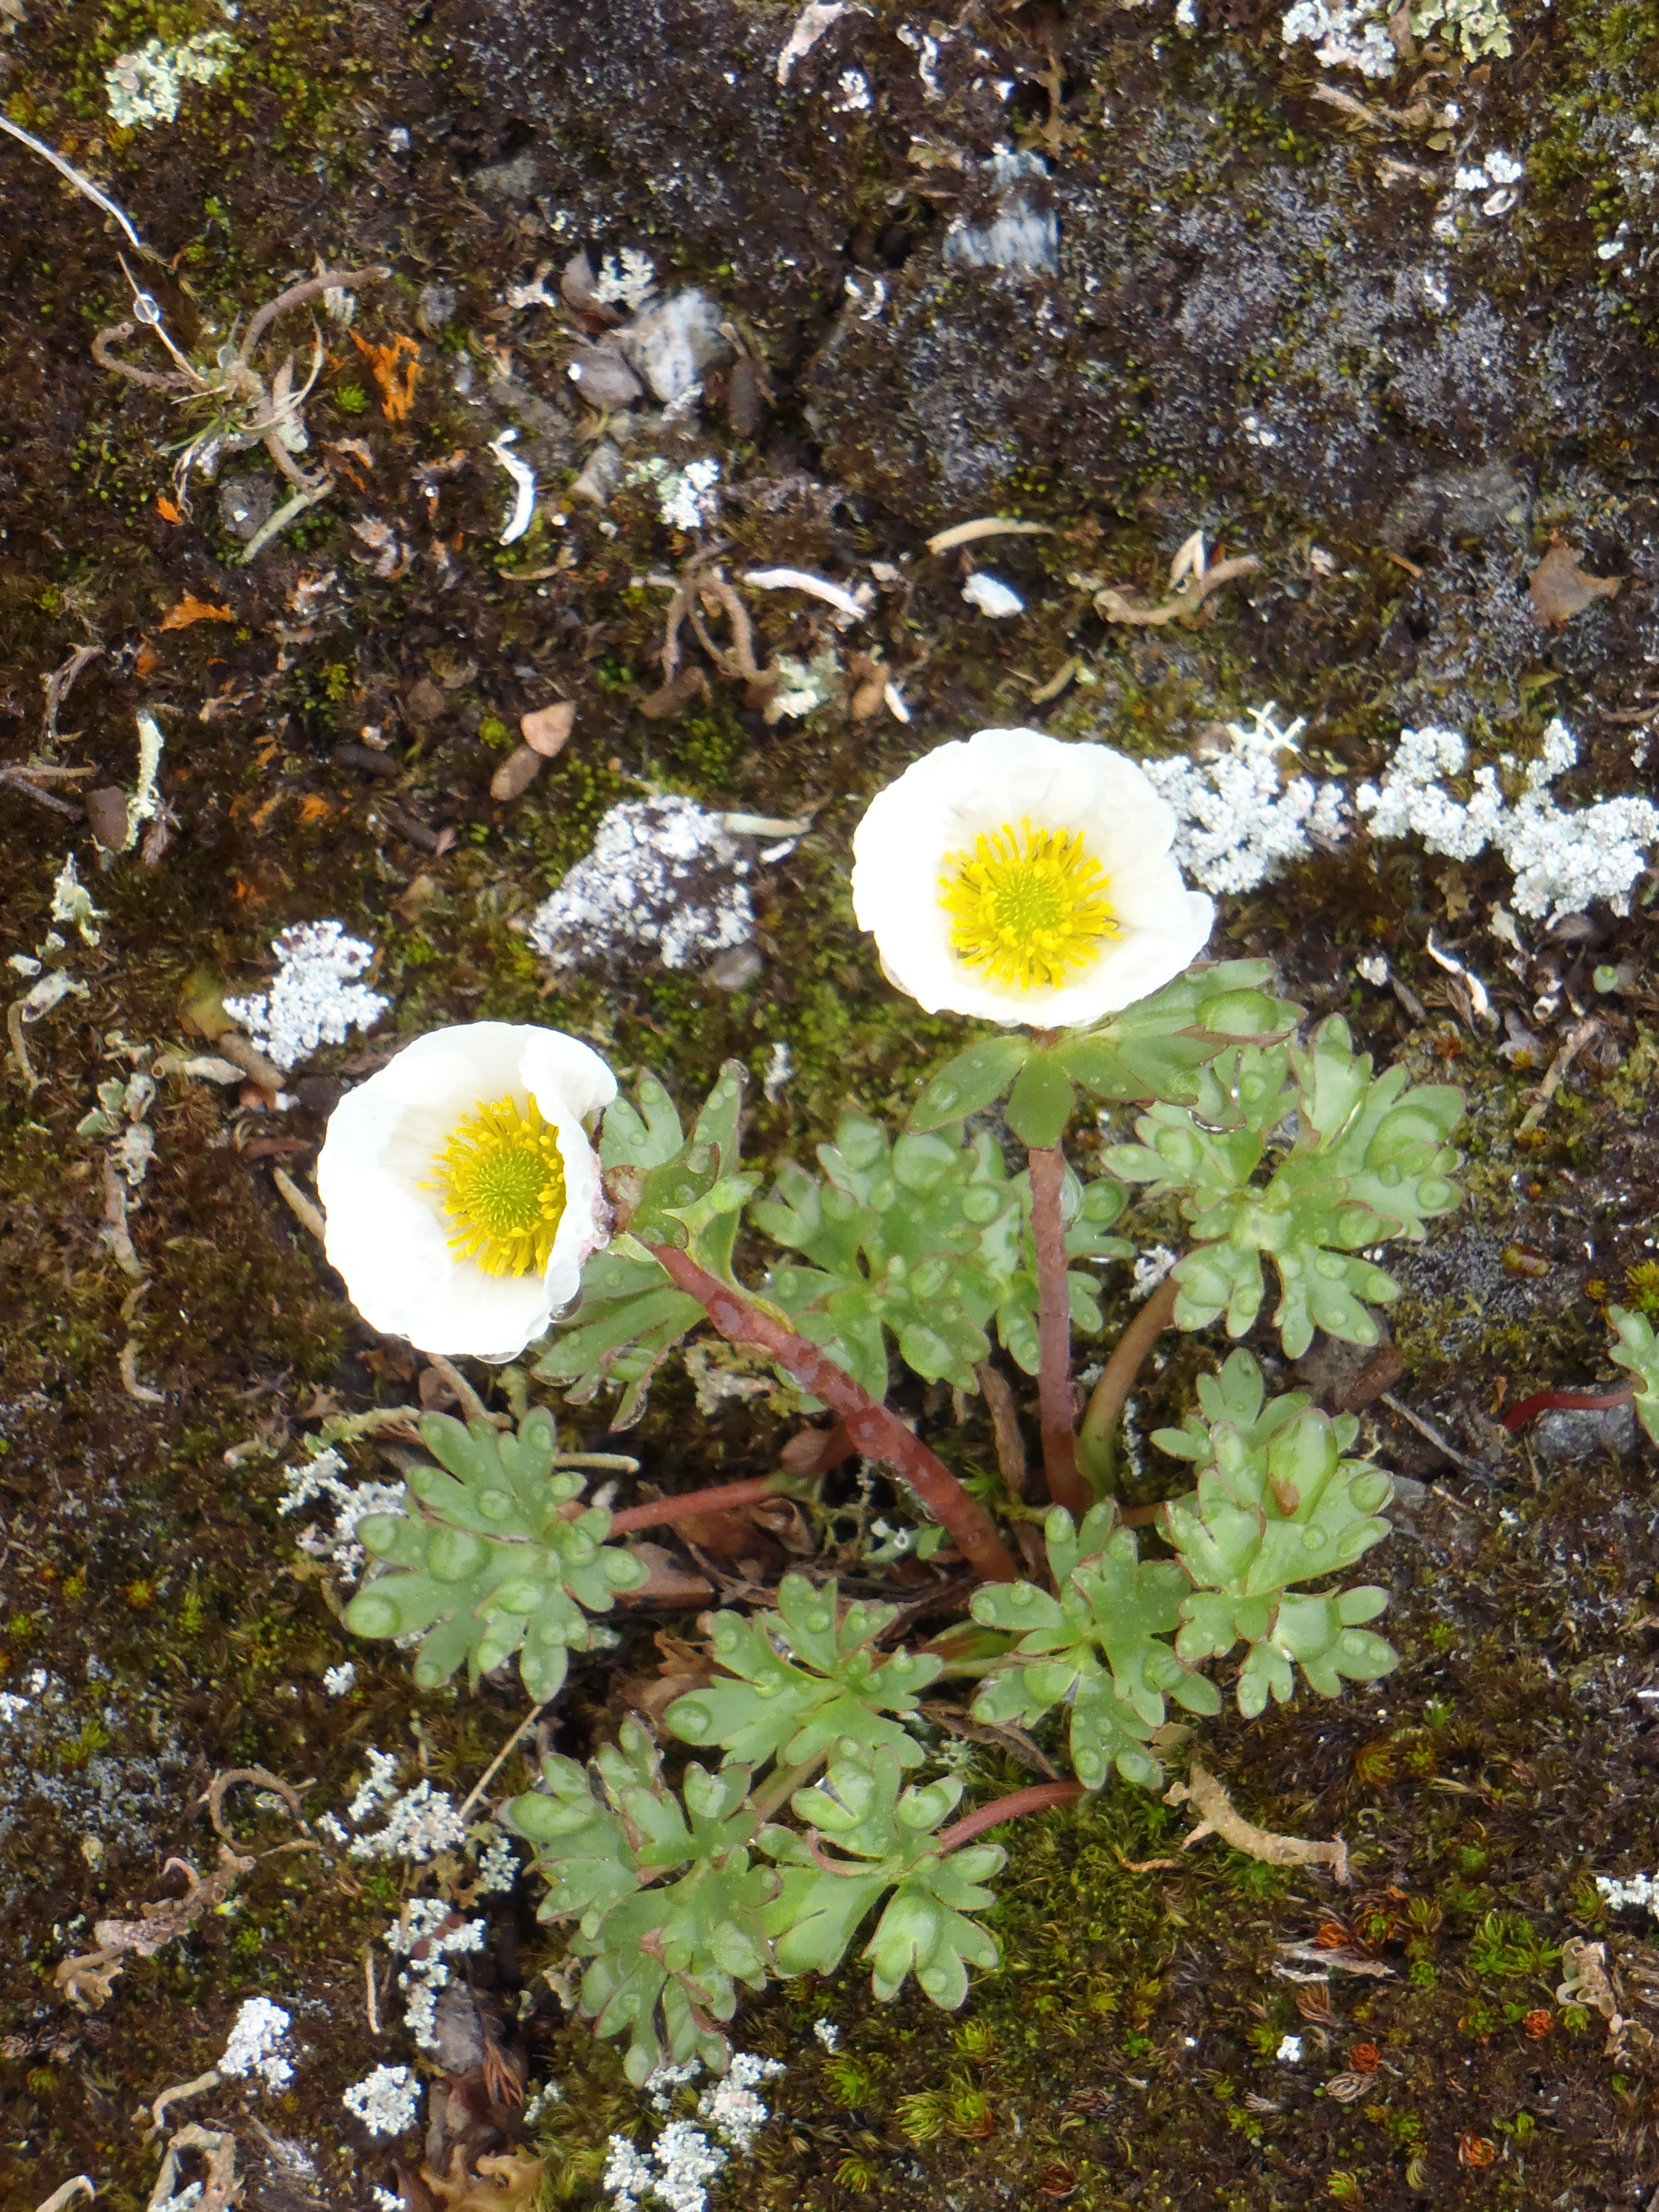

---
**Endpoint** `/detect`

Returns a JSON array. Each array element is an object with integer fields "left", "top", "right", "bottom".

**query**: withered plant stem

[
  {"left": 1028, "top": 1145, "right": 1088, "bottom": 1518},
  {"left": 1078, "top": 1273, "right": 1181, "bottom": 1486},
  {"left": 647, "top": 1243, "right": 1020, "bottom": 1584},
  {"left": 607, "top": 1474, "right": 787, "bottom": 1535},
  {"left": 934, "top": 1781, "right": 1085, "bottom": 1855}
]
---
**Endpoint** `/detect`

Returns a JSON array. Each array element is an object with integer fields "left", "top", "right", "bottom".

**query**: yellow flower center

[
  {"left": 939, "top": 819, "right": 1118, "bottom": 992},
  {"left": 430, "top": 1094, "right": 567, "bottom": 1277}
]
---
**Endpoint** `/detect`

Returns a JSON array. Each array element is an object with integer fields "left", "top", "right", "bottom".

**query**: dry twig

[{"left": 1166, "top": 1759, "right": 1351, "bottom": 1884}]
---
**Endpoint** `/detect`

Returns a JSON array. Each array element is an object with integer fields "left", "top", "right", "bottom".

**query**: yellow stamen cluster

[
  {"left": 939, "top": 819, "right": 1118, "bottom": 991},
  {"left": 430, "top": 1094, "right": 567, "bottom": 1277}
]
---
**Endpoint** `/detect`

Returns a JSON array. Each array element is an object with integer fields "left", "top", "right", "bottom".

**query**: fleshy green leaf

[
  {"left": 507, "top": 1717, "right": 775, "bottom": 2086},
  {"left": 665, "top": 1574, "right": 941, "bottom": 1770},
  {"left": 970, "top": 1506, "right": 1218, "bottom": 1791},
  {"left": 908, "top": 1034, "right": 1032, "bottom": 1133},
  {"left": 1155, "top": 1352, "right": 1398, "bottom": 1715},
  {"left": 1109, "top": 1018, "right": 1462, "bottom": 1360},
  {"left": 1609, "top": 1306, "right": 1659, "bottom": 1446},
  {"left": 1004, "top": 1051, "right": 1076, "bottom": 1150},
  {"left": 760, "top": 1742, "right": 1003, "bottom": 2009},
  {"left": 1054, "top": 960, "right": 1300, "bottom": 1105},
  {"left": 344, "top": 1407, "right": 648, "bottom": 1696}
]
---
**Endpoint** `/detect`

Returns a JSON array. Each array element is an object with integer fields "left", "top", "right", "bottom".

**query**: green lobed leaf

[
  {"left": 908, "top": 1033, "right": 1033, "bottom": 1134},
  {"left": 344, "top": 1407, "right": 648, "bottom": 1696},
  {"left": 666, "top": 1574, "right": 942, "bottom": 1770},
  {"left": 760, "top": 1742, "right": 1004, "bottom": 2009},
  {"left": 507, "top": 1717, "right": 775, "bottom": 2085},
  {"left": 1154, "top": 1351, "right": 1398, "bottom": 1715},
  {"left": 1109, "top": 1018, "right": 1462, "bottom": 1361},
  {"left": 970, "top": 1506, "right": 1219, "bottom": 1792},
  {"left": 1054, "top": 961, "right": 1301, "bottom": 1106},
  {"left": 1609, "top": 1306, "right": 1659, "bottom": 1446}
]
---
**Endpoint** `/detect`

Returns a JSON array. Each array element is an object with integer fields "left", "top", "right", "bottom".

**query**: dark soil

[{"left": 5, "top": 0, "right": 1659, "bottom": 2205}]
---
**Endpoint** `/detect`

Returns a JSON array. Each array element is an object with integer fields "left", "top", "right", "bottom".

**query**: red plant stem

[
  {"left": 647, "top": 1242, "right": 1021, "bottom": 1584},
  {"left": 1502, "top": 1386, "right": 1634, "bottom": 1435},
  {"left": 607, "top": 1476, "right": 788, "bottom": 1536},
  {"left": 1078, "top": 1273, "right": 1181, "bottom": 1482},
  {"left": 935, "top": 1781, "right": 1085, "bottom": 1855},
  {"left": 1028, "top": 1146, "right": 1088, "bottom": 1519}
]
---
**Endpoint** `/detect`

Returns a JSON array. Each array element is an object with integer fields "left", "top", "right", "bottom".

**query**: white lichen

[
  {"left": 106, "top": 30, "right": 236, "bottom": 128},
  {"left": 341, "top": 2062, "right": 420, "bottom": 2138},
  {"left": 321, "top": 1662, "right": 357, "bottom": 1696},
  {"left": 594, "top": 248, "right": 658, "bottom": 313},
  {"left": 387, "top": 1897, "right": 487, "bottom": 2050},
  {"left": 1354, "top": 718, "right": 1659, "bottom": 919},
  {"left": 279, "top": 1449, "right": 406, "bottom": 1585},
  {"left": 223, "top": 919, "right": 388, "bottom": 1071},
  {"left": 218, "top": 1996, "right": 294, "bottom": 2089},
  {"left": 1143, "top": 703, "right": 1348, "bottom": 895},
  {"left": 1596, "top": 1872, "right": 1659, "bottom": 1913},
  {"left": 51, "top": 855, "right": 106, "bottom": 947},
  {"left": 527, "top": 796, "right": 756, "bottom": 975},
  {"left": 349, "top": 1779, "right": 467, "bottom": 1863}
]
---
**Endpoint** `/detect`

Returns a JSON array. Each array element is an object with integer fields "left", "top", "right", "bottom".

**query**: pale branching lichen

[
  {"left": 105, "top": 31, "right": 236, "bottom": 129},
  {"left": 223, "top": 919, "right": 388, "bottom": 1070}
]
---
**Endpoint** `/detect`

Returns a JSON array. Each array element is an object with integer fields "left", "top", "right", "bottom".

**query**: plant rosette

[
  {"left": 850, "top": 727, "right": 1215, "bottom": 1028},
  {"left": 317, "top": 1021, "right": 616, "bottom": 1359}
]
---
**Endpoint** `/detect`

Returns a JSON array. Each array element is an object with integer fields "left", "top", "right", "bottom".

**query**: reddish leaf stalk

[
  {"left": 647, "top": 1242, "right": 1021, "bottom": 1584},
  {"left": 1028, "top": 1145, "right": 1088, "bottom": 1519},
  {"left": 1502, "top": 1385, "right": 1634, "bottom": 1435},
  {"left": 934, "top": 1781, "right": 1085, "bottom": 1855},
  {"left": 607, "top": 1476, "right": 790, "bottom": 1536}
]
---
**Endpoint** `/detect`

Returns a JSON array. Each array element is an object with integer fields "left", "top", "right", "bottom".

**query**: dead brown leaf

[
  {"left": 159, "top": 594, "right": 233, "bottom": 631},
  {"left": 521, "top": 700, "right": 575, "bottom": 758},
  {"left": 1528, "top": 541, "right": 1621, "bottom": 627}
]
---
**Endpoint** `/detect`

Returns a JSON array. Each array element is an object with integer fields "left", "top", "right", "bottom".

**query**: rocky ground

[{"left": 6, "top": 0, "right": 1659, "bottom": 2206}]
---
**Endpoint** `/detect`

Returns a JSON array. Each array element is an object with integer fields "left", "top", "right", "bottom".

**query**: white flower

[
  {"left": 850, "top": 728, "right": 1214, "bottom": 1028},
  {"left": 316, "top": 1022, "right": 616, "bottom": 1360}
]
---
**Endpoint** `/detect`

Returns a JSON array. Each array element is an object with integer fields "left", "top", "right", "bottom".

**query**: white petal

[
  {"left": 317, "top": 1022, "right": 615, "bottom": 1361},
  {"left": 851, "top": 728, "right": 1214, "bottom": 1026}
]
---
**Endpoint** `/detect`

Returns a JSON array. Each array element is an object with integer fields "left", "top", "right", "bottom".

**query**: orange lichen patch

[
  {"left": 155, "top": 494, "right": 184, "bottom": 524},
  {"left": 297, "top": 795, "right": 332, "bottom": 826},
  {"left": 134, "top": 641, "right": 159, "bottom": 678},
  {"left": 351, "top": 330, "right": 421, "bottom": 422},
  {"left": 160, "top": 595, "right": 233, "bottom": 631},
  {"left": 250, "top": 793, "right": 285, "bottom": 834}
]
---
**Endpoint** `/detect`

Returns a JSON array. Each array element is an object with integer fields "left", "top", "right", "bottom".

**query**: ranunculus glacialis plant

[
  {"left": 851, "top": 726, "right": 1215, "bottom": 1028},
  {"left": 316, "top": 1021, "right": 615, "bottom": 1361}
]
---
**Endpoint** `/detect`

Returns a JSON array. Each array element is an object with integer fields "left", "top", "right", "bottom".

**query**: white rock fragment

[
  {"left": 342, "top": 2062, "right": 420, "bottom": 2138},
  {"left": 776, "top": 1, "right": 868, "bottom": 85},
  {"left": 944, "top": 150, "right": 1059, "bottom": 274},
  {"left": 1356, "top": 953, "right": 1390, "bottom": 986},
  {"left": 487, "top": 429, "right": 536, "bottom": 545},
  {"left": 219, "top": 1996, "right": 295, "bottom": 2090},
  {"left": 528, "top": 796, "right": 756, "bottom": 977},
  {"left": 620, "top": 290, "right": 731, "bottom": 405},
  {"left": 961, "top": 572, "right": 1024, "bottom": 618},
  {"left": 223, "top": 919, "right": 389, "bottom": 1071},
  {"left": 763, "top": 1042, "right": 793, "bottom": 1102}
]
